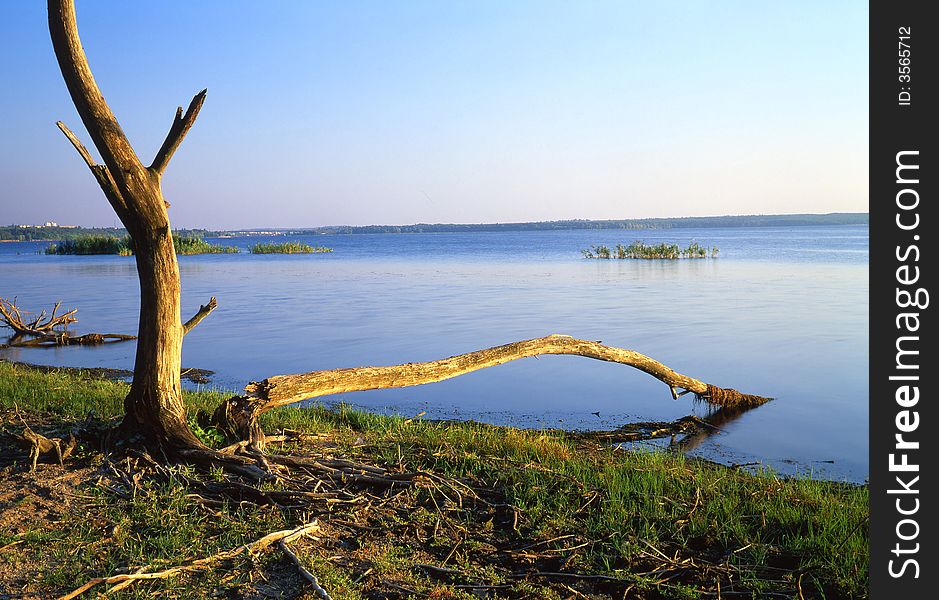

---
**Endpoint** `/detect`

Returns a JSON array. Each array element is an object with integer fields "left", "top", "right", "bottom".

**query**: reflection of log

[
  {"left": 213, "top": 335, "right": 771, "bottom": 445},
  {"left": 672, "top": 404, "right": 755, "bottom": 452},
  {"left": 0, "top": 297, "right": 77, "bottom": 335}
]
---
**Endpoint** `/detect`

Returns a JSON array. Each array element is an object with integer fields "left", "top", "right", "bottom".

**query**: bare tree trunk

[
  {"left": 213, "top": 335, "right": 769, "bottom": 447},
  {"left": 48, "top": 0, "right": 205, "bottom": 449}
]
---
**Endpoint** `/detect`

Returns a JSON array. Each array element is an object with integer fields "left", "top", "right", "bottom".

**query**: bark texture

[
  {"left": 48, "top": 0, "right": 206, "bottom": 449},
  {"left": 214, "top": 335, "right": 770, "bottom": 446}
]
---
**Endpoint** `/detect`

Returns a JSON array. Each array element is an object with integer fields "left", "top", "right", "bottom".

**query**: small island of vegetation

[
  {"left": 44, "top": 235, "right": 132, "bottom": 256},
  {"left": 249, "top": 242, "right": 333, "bottom": 254},
  {"left": 583, "top": 241, "right": 718, "bottom": 260},
  {"left": 45, "top": 234, "right": 238, "bottom": 256}
]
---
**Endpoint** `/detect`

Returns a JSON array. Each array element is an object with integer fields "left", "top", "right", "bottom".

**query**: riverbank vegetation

[
  {"left": 44, "top": 234, "right": 237, "bottom": 256},
  {"left": 0, "top": 361, "right": 868, "bottom": 598},
  {"left": 583, "top": 241, "right": 718, "bottom": 260},
  {"left": 249, "top": 242, "right": 333, "bottom": 254}
]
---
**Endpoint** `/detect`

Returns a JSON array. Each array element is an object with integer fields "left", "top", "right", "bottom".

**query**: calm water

[{"left": 0, "top": 226, "right": 869, "bottom": 481}]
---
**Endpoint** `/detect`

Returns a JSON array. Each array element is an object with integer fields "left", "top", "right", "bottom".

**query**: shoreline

[
  {"left": 0, "top": 358, "right": 864, "bottom": 485},
  {"left": 0, "top": 361, "right": 869, "bottom": 598}
]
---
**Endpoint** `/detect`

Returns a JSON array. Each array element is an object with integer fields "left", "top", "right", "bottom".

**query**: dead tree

[
  {"left": 49, "top": 0, "right": 767, "bottom": 467},
  {"left": 49, "top": 0, "right": 212, "bottom": 452}
]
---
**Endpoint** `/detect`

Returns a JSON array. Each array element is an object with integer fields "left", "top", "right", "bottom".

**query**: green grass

[
  {"left": 583, "top": 241, "right": 719, "bottom": 259},
  {"left": 248, "top": 241, "right": 333, "bottom": 254},
  {"left": 44, "top": 234, "right": 238, "bottom": 256},
  {"left": 0, "top": 361, "right": 868, "bottom": 598}
]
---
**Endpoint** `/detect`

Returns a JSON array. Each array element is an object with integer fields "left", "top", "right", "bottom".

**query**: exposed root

[
  {"left": 278, "top": 538, "right": 333, "bottom": 599},
  {"left": 6, "top": 406, "right": 77, "bottom": 471}
]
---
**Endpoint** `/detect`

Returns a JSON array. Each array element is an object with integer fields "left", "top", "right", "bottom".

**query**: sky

[{"left": 1, "top": 1, "right": 868, "bottom": 229}]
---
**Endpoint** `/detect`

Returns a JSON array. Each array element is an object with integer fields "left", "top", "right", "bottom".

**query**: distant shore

[{"left": 2, "top": 212, "right": 868, "bottom": 242}]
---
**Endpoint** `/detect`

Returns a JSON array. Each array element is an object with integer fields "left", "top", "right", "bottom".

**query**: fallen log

[
  {"left": 213, "top": 334, "right": 771, "bottom": 446},
  {"left": 2, "top": 331, "right": 136, "bottom": 348}
]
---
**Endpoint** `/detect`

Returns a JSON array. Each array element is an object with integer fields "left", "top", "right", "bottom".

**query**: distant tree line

[
  {"left": 302, "top": 212, "right": 868, "bottom": 235},
  {"left": 3, "top": 213, "right": 868, "bottom": 241}
]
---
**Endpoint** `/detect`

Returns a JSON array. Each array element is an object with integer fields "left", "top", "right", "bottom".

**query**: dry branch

[
  {"left": 0, "top": 297, "right": 77, "bottom": 335},
  {"left": 151, "top": 89, "right": 207, "bottom": 176},
  {"left": 214, "top": 335, "right": 770, "bottom": 445},
  {"left": 61, "top": 521, "right": 321, "bottom": 599},
  {"left": 1, "top": 298, "right": 135, "bottom": 348},
  {"left": 183, "top": 296, "right": 217, "bottom": 334}
]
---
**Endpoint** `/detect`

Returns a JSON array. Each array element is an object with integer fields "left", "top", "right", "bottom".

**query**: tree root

[
  {"left": 7, "top": 406, "right": 77, "bottom": 471},
  {"left": 278, "top": 538, "right": 334, "bottom": 599}
]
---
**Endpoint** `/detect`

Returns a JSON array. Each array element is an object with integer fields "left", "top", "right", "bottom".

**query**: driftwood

[
  {"left": 8, "top": 407, "right": 77, "bottom": 471},
  {"left": 3, "top": 332, "right": 136, "bottom": 348},
  {"left": 61, "top": 521, "right": 323, "bottom": 599},
  {"left": 0, "top": 297, "right": 76, "bottom": 335},
  {"left": 1, "top": 297, "right": 214, "bottom": 349},
  {"left": 0, "top": 298, "right": 136, "bottom": 348},
  {"left": 213, "top": 335, "right": 771, "bottom": 446}
]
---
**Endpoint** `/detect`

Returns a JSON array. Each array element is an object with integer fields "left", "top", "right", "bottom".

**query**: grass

[
  {"left": 583, "top": 241, "right": 718, "bottom": 260},
  {"left": 44, "top": 234, "right": 238, "bottom": 256},
  {"left": 0, "top": 361, "right": 868, "bottom": 598},
  {"left": 248, "top": 241, "right": 333, "bottom": 254}
]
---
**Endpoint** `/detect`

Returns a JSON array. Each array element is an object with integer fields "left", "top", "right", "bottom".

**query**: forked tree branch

[
  {"left": 151, "top": 89, "right": 207, "bottom": 176},
  {"left": 182, "top": 297, "right": 217, "bottom": 335},
  {"left": 48, "top": 0, "right": 143, "bottom": 179}
]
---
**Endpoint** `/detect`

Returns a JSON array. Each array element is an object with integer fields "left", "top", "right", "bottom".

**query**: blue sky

[{"left": 1, "top": 1, "right": 868, "bottom": 229}]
